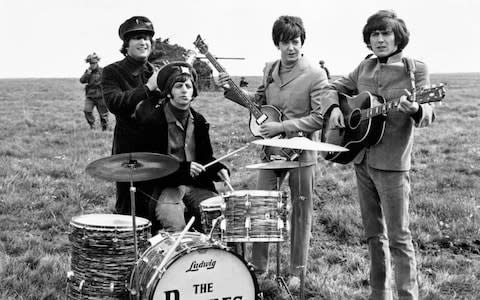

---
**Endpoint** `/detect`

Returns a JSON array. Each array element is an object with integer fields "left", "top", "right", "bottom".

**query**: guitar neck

[
  {"left": 361, "top": 93, "right": 433, "bottom": 120},
  {"left": 202, "top": 51, "right": 264, "bottom": 119}
]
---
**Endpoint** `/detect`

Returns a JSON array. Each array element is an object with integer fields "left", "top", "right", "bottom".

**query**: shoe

[{"left": 287, "top": 275, "right": 300, "bottom": 291}]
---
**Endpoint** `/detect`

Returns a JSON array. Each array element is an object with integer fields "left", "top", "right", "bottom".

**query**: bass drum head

[{"left": 151, "top": 247, "right": 258, "bottom": 300}]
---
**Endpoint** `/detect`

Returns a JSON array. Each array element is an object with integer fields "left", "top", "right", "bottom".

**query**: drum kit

[{"left": 66, "top": 138, "right": 347, "bottom": 300}]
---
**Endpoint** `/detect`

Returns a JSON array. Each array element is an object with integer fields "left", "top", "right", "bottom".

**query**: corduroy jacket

[
  {"left": 225, "top": 56, "right": 338, "bottom": 164},
  {"left": 332, "top": 51, "right": 436, "bottom": 171}
]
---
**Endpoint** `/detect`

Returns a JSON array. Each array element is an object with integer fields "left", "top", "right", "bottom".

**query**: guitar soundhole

[{"left": 349, "top": 109, "right": 361, "bottom": 129}]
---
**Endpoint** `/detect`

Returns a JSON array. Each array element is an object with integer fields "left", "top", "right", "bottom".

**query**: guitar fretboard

[
  {"left": 360, "top": 87, "right": 444, "bottom": 120},
  {"left": 202, "top": 51, "right": 265, "bottom": 120}
]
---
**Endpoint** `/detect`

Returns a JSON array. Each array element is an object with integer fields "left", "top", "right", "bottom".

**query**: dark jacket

[
  {"left": 102, "top": 56, "right": 161, "bottom": 154},
  {"left": 80, "top": 67, "right": 103, "bottom": 99},
  {"left": 135, "top": 99, "right": 227, "bottom": 193},
  {"left": 101, "top": 56, "right": 161, "bottom": 220}
]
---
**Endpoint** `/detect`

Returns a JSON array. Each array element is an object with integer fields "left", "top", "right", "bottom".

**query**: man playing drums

[{"left": 135, "top": 62, "right": 230, "bottom": 233}]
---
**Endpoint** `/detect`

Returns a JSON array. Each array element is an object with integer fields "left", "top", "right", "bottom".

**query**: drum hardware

[
  {"left": 129, "top": 231, "right": 261, "bottom": 299},
  {"left": 145, "top": 217, "right": 195, "bottom": 291},
  {"left": 85, "top": 152, "right": 179, "bottom": 263},
  {"left": 67, "top": 214, "right": 151, "bottom": 299},
  {"left": 220, "top": 190, "right": 289, "bottom": 243}
]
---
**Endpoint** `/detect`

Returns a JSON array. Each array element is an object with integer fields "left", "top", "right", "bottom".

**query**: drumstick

[
  {"left": 224, "top": 180, "right": 235, "bottom": 192},
  {"left": 203, "top": 145, "right": 249, "bottom": 168},
  {"left": 146, "top": 217, "right": 195, "bottom": 289}
]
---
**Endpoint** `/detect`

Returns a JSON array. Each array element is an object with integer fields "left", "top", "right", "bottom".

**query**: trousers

[
  {"left": 354, "top": 160, "right": 418, "bottom": 300},
  {"left": 84, "top": 97, "right": 109, "bottom": 130},
  {"left": 155, "top": 185, "right": 217, "bottom": 233},
  {"left": 251, "top": 165, "right": 314, "bottom": 276}
]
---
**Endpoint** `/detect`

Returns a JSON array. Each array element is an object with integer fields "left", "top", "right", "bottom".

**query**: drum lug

[
  {"left": 66, "top": 271, "right": 74, "bottom": 281},
  {"left": 79, "top": 279, "right": 85, "bottom": 292},
  {"left": 277, "top": 218, "right": 284, "bottom": 230},
  {"left": 109, "top": 282, "right": 115, "bottom": 294}
]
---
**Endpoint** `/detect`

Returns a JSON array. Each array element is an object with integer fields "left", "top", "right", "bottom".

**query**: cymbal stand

[
  {"left": 296, "top": 159, "right": 306, "bottom": 300},
  {"left": 127, "top": 158, "right": 140, "bottom": 300},
  {"left": 274, "top": 170, "right": 294, "bottom": 300},
  {"left": 126, "top": 158, "right": 139, "bottom": 261}
]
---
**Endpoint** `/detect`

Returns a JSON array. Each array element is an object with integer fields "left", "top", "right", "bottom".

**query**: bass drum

[{"left": 129, "top": 232, "right": 261, "bottom": 300}]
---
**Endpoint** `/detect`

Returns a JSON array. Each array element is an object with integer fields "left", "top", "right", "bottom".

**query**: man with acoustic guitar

[
  {"left": 329, "top": 10, "right": 436, "bottom": 300},
  {"left": 218, "top": 15, "right": 341, "bottom": 290}
]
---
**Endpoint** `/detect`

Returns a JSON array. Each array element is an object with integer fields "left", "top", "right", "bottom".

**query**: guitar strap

[
  {"left": 265, "top": 60, "right": 279, "bottom": 88},
  {"left": 402, "top": 57, "right": 417, "bottom": 101}
]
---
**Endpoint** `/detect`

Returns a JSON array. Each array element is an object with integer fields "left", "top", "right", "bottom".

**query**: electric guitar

[
  {"left": 321, "top": 84, "right": 446, "bottom": 164},
  {"left": 193, "top": 34, "right": 302, "bottom": 161}
]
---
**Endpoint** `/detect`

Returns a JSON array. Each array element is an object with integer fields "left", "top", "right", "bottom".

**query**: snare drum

[
  {"left": 200, "top": 196, "right": 223, "bottom": 239},
  {"left": 67, "top": 214, "right": 151, "bottom": 299},
  {"left": 221, "top": 190, "right": 289, "bottom": 242},
  {"left": 129, "top": 232, "right": 261, "bottom": 300}
]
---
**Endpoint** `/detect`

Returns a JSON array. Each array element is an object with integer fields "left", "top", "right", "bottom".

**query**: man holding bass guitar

[
  {"left": 217, "top": 15, "right": 342, "bottom": 290},
  {"left": 328, "top": 10, "right": 436, "bottom": 300}
]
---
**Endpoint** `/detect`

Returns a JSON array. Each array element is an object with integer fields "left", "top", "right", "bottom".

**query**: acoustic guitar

[
  {"left": 321, "top": 84, "right": 446, "bottom": 164},
  {"left": 193, "top": 34, "right": 302, "bottom": 161}
]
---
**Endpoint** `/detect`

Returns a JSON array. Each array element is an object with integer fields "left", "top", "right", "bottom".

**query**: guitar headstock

[
  {"left": 193, "top": 35, "right": 209, "bottom": 55},
  {"left": 416, "top": 83, "right": 447, "bottom": 104}
]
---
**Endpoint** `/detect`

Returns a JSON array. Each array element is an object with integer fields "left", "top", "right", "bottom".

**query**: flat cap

[{"left": 118, "top": 16, "right": 154, "bottom": 40}]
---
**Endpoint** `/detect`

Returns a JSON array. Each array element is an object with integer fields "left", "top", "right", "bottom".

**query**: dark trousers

[{"left": 84, "top": 97, "right": 109, "bottom": 130}]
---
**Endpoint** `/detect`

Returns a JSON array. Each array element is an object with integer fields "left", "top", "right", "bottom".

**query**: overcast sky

[{"left": 1, "top": 0, "right": 479, "bottom": 78}]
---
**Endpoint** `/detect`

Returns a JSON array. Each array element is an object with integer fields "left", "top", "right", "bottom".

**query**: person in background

[
  {"left": 239, "top": 76, "right": 249, "bottom": 87},
  {"left": 80, "top": 53, "right": 109, "bottom": 130},
  {"left": 101, "top": 16, "right": 161, "bottom": 228},
  {"left": 134, "top": 62, "right": 230, "bottom": 233},
  {"left": 319, "top": 60, "right": 331, "bottom": 80},
  {"left": 330, "top": 10, "right": 436, "bottom": 300},
  {"left": 218, "top": 15, "right": 341, "bottom": 290}
]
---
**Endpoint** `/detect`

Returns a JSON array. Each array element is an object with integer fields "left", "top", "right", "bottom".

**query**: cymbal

[
  {"left": 86, "top": 152, "right": 179, "bottom": 182},
  {"left": 245, "top": 161, "right": 303, "bottom": 170},
  {"left": 252, "top": 137, "right": 348, "bottom": 152}
]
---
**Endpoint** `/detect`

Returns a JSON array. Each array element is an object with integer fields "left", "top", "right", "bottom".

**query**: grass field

[{"left": 0, "top": 73, "right": 479, "bottom": 299}]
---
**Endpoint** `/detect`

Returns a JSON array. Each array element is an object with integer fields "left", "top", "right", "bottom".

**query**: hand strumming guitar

[
  {"left": 329, "top": 107, "right": 345, "bottom": 129},
  {"left": 259, "top": 121, "right": 284, "bottom": 137}
]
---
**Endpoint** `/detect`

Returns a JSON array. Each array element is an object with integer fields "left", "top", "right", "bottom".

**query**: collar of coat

[
  {"left": 269, "top": 56, "right": 309, "bottom": 87},
  {"left": 124, "top": 55, "right": 153, "bottom": 76}
]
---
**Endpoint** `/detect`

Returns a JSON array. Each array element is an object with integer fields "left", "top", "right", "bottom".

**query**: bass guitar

[
  {"left": 321, "top": 84, "right": 446, "bottom": 164},
  {"left": 193, "top": 34, "right": 302, "bottom": 161}
]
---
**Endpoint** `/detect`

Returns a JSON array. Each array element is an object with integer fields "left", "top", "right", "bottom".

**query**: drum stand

[{"left": 274, "top": 162, "right": 306, "bottom": 300}]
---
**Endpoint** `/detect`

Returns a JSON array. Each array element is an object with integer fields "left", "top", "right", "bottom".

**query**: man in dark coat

[
  {"left": 135, "top": 62, "right": 230, "bottom": 232},
  {"left": 101, "top": 16, "right": 161, "bottom": 224}
]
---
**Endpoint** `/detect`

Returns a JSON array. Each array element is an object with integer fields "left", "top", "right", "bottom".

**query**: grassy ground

[{"left": 0, "top": 74, "right": 479, "bottom": 299}]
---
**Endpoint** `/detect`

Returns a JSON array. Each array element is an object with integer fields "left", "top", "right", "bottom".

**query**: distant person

[
  {"left": 239, "top": 76, "right": 249, "bottom": 87},
  {"left": 134, "top": 62, "right": 230, "bottom": 232},
  {"left": 319, "top": 60, "right": 331, "bottom": 80},
  {"left": 101, "top": 16, "right": 161, "bottom": 227},
  {"left": 218, "top": 15, "right": 341, "bottom": 290},
  {"left": 80, "top": 53, "right": 109, "bottom": 130},
  {"left": 330, "top": 10, "right": 436, "bottom": 299}
]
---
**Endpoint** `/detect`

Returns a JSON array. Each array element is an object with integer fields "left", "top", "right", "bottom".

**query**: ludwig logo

[{"left": 185, "top": 259, "right": 216, "bottom": 272}]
